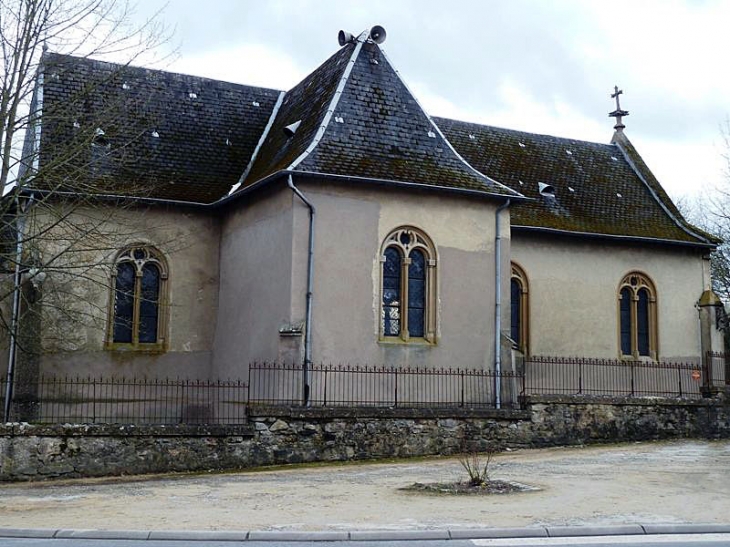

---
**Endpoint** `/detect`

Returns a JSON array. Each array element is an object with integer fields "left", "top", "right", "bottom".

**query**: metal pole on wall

[{"left": 4, "top": 195, "right": 30, "bottom": 423}]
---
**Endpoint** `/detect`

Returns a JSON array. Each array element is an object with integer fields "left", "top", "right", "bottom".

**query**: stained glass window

[
  {"left": 110, "top": 247, "right": 165, "bottom": 348},
  {"left": 511, "top": 278, "right": 521, "bottom": 346},
  {"left": 618, "top": 273, "right": 656, "bottom": 359},
  {"left": 620, "top": 287, "right": 632, "bottom": 356},
  {"left": 379, "top": 227, "right": 436, "bottom": 342},
  {"left": 408, "top": 250, "right": 425, "bottom": 337},
  {"left": 113, "top": 262, "right": 135, "bottom": 343},
  {"left": 382, "top": 247, "right": 401, "bottom": 336}
]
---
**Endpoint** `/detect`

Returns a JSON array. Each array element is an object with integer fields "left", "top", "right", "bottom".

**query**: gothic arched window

[
  {"left": 510, "top": 263, "right": 529, "bottom": 354},
  {"left": 379, "top": 227, "right": 437, "bottom": 342},
  {"left": 107, "top": 246, "right": 168, "bottom": 350},
  {"left": 618, "top": 272, "right": 657, "bottom": 359}
]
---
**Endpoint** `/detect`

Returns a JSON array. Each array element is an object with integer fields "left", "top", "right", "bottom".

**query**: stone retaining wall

[{"left": 1, "top": 396, "right": 728, "bottom": 481}]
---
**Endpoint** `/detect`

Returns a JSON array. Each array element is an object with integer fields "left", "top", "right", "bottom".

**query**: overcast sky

[{"left": 135, "top": 0, "right": 730, "bottom": 203}]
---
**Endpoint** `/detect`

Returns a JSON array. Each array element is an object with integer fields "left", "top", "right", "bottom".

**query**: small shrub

[{"left": 458, "top": 445, "right": 496, "bottom": 487}]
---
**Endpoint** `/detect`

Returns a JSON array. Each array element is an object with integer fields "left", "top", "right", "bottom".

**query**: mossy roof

[
  {"left": 35, "top": 53, "right": 280, "bottom": 203},
  {"left": 435, "top": 118, "right": 715, "bottom": 245},
  {"left": 241, "top": 40, "right": 519, "bottom": 198},
  {"left": 32, "top": 49, "right": 715, "bottom": 247}
]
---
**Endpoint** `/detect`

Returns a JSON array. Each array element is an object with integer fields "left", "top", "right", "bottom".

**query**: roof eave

[{"left": 512, "top": 224, "right": 716, "bottom": 250}]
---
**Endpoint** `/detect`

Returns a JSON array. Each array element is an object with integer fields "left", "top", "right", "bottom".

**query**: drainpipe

[
  {"left": 4, "top": 195, "right": 31, "bottom": 423},
  {"left": 287, "top": 175, "right": 315, "bottom": 406},
  {"left": 494, "top": 199, "right": 511, "bottom": 409}
]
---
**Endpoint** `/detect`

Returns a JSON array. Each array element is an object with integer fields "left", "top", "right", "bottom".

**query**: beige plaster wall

[
  {"left": 511, "top": 233, "right": 707, "bottom": 361},
  {"left": 211, "top": 185, "right": 296, "bottom": 379},
  {"left": 289, "top": 180, "right": 508, "bottom": 370},
  {"left": 31, "top": 204, "right": 220, "bottom": 379}
]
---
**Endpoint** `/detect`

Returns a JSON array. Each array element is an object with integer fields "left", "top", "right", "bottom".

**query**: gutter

[
  {"left": 494, "top": 199, "right": 511, "bottom": 410},
  {"left": 287, "top": 174, "right": 315, "bottom": 406},
  {"left": 3, "top": 195, "right": 32, "bottom": 423}
]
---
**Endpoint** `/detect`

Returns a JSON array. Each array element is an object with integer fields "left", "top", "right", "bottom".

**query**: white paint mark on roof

[
  {"left": 151, "top": 130, "right": 160, "bottom": 138},
  {"left": 226, "top": 138, "right": 231, "bottom": 146},
  {"left": 252, "top": 101, "right": 260, "bottom": 107},
  {"left": 611, "top": 156, "right": 618, "bottom": 161},
  {"left": 468, "top": 134, "right": 476, "bottom": 140},
  {"left": 566, "top": 149, "right": 573, "bottom": 155},
  {"left": 188, "top": 92, "right": 197, "bottom": 99},
  {"left": 335, "top": 116, "right": 344, "bottom": 123},
  {"left": 122, "top": 82, "right": 130, "bottom": 90},
  {"left": 95, "top": 128, "right": 105, "bottom": 136},
  {"left": 568, "top": 187, "right": 575, "bottom": 192},
  {"left": 518, "top": 180, "right": 524, "bottom": 186},
  {"left": 73, "top": 121, "right": 80, "bottom": 129},
  {"left": 617, "top": 192, "right": 622, "bottom": 198},
  {"left": 518, "top": 142, "right": 526, "bottom": 148},
  {"left": 427, "top": 131, "right": 436, "bottom": 138},
  {"left": 370, "top": 58, "right": 379, "bottom": 65}
]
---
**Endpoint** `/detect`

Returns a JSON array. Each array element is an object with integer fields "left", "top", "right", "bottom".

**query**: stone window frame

[
  {"left": 378, "top": 226, "right": 437, "bottom": 344},
  {"left": 510, "top": 262, "right": 529, "bottom": 355},
  {"left": 106, "top": 245, "right": 169, "bottom": 352},
  {"left": 617, "top": 271, "right": 658, "bottom": 360}
]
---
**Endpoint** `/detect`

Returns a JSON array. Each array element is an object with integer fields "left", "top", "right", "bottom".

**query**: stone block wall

[{"left": 1, "top": 396, "right": 729, "bottom": 481}]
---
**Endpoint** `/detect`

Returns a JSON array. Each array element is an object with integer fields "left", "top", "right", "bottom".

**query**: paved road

[{"left": 2, "top": 534, "right": 730, "bottom": 546}]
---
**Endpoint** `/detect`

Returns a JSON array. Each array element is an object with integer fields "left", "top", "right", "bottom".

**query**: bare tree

[{"left": 0, "top": 0, "right": 174, "bottom": 420}]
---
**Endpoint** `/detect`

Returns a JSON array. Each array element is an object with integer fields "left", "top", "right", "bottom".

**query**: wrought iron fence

[
  {"left": 248, "top": 362, "right": 524, "bottom": 409},
  {"left": 523, "top": 355, "right": 706, "bottom": 398},
  {"left": 2, "top": 353, "right": 726, "bottom": 425},
  {"left": 705, "top": 351, "right": 728, "bottom": 386},
  {"left": 1, "top": 376, "right": 248, "bottom": 425}
]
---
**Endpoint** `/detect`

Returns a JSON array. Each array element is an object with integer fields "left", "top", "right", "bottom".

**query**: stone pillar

[{"left": 698, "top": 289, "right": 725, "bottom": 397}]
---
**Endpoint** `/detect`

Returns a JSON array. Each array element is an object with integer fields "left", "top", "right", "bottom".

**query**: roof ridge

[
  {"left": 286, "top": 32, "right": 367, "bottom": 170},
  {"left": 44, "top": 51, "right": 283, "bottom": 94},
  {"left": 377, "top": 56, "right": 519, "bottom": 197},
  {"left": 229, "top": 90, "right": 286, "bottom": 195},
  {"left": 434, "top": 116, "right": 616, "bottom": 149}
]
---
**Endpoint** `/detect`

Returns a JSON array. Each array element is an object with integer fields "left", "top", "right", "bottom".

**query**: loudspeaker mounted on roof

[
  {"left": 338, "top": 30, "right": 355, "bottom": 46},
  {"left": 369, "top": 25, "right": 386, "bottom": 44}
]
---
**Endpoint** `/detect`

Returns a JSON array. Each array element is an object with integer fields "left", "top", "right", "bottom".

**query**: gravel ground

[{"left": 0, "top": 440, "right": 728, "bottom": 531}]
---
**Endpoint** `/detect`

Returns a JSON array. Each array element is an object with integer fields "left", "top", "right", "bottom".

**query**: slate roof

[
  {"left": 241, "top": 38, "right": 518, "bottom": 198},
  {"left": 435, "top": 118, "right": 714, "bottom": 246},
  {"left": 28, "top": 46, "right": 713, "bottom": 247},
  {"left": 34, "top": 53, "right": 280, "bottom": 203}
]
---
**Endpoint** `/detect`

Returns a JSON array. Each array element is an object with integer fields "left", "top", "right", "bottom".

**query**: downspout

[
  {"left": 494, "top": 199, "right": 511, "bottom": 409},
  {"left": 287, "top": 174, "right": 315, "bottom": 406},
  {"left": 3, "top": 195, "right": 31, "bottom": 423}
]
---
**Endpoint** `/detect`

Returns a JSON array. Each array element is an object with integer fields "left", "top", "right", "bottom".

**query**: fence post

[
  {"left": 323, "top": 368, "right": 328, "bottom": 407},
  {"left": 678, "top": 366, "right": 683, "bottom": 397},
  {"left": 394, "top": 368, "right": 398, "bottom": 408},
  {"left": 630, "top": 361, "right": 635, "bottom": 396},
  {"left": 460, "top": 370, "right": 464, "bottom": 408},
  {"left": 578, "top": 360, "right": 583, "bottom": 395},
  {"left": 92, "top": 379, "right": 97, "bottom": 424}
]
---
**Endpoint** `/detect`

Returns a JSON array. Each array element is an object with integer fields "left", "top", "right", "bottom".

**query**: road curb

[{"left": 1, "top": 523, "right": 730, "bottom": 541}]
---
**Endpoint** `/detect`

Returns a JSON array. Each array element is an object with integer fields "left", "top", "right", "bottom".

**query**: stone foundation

[{"left": 1, "top": 396, "right": 729, "bottom": 481}]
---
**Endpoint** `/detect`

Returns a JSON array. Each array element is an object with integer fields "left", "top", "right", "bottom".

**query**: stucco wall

[
  {"left": 288, "top": 180, "right": 509, "bottom": 369},
  {"left": 511, "top": 232, "right": 707, "bottom": 360},
  {"left": 211, "top": 185, "right": 296, "bottom": 379},
  {"left": 31, "top": 205, "right": 220, "bottom": 379}
]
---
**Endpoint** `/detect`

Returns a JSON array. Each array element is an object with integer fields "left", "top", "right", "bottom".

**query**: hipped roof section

[
  {"left": 240, "top": 37, "right": 520, "bottom": 198},
  {"left": 35, "top": 53, "right": 280, "bottom": 203},
  {"left": 435, "top": 118, "right": 715, "bottom": 246}
]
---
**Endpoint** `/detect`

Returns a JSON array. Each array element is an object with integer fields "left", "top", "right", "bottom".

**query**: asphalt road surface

[{"left": 2, "top": 534, "right": 730, "bottom": 546}]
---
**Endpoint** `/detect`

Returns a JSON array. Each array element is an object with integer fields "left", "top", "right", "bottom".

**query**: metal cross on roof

[{"left": 609, "top": 85, "right": 629, "bottom": 131}]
